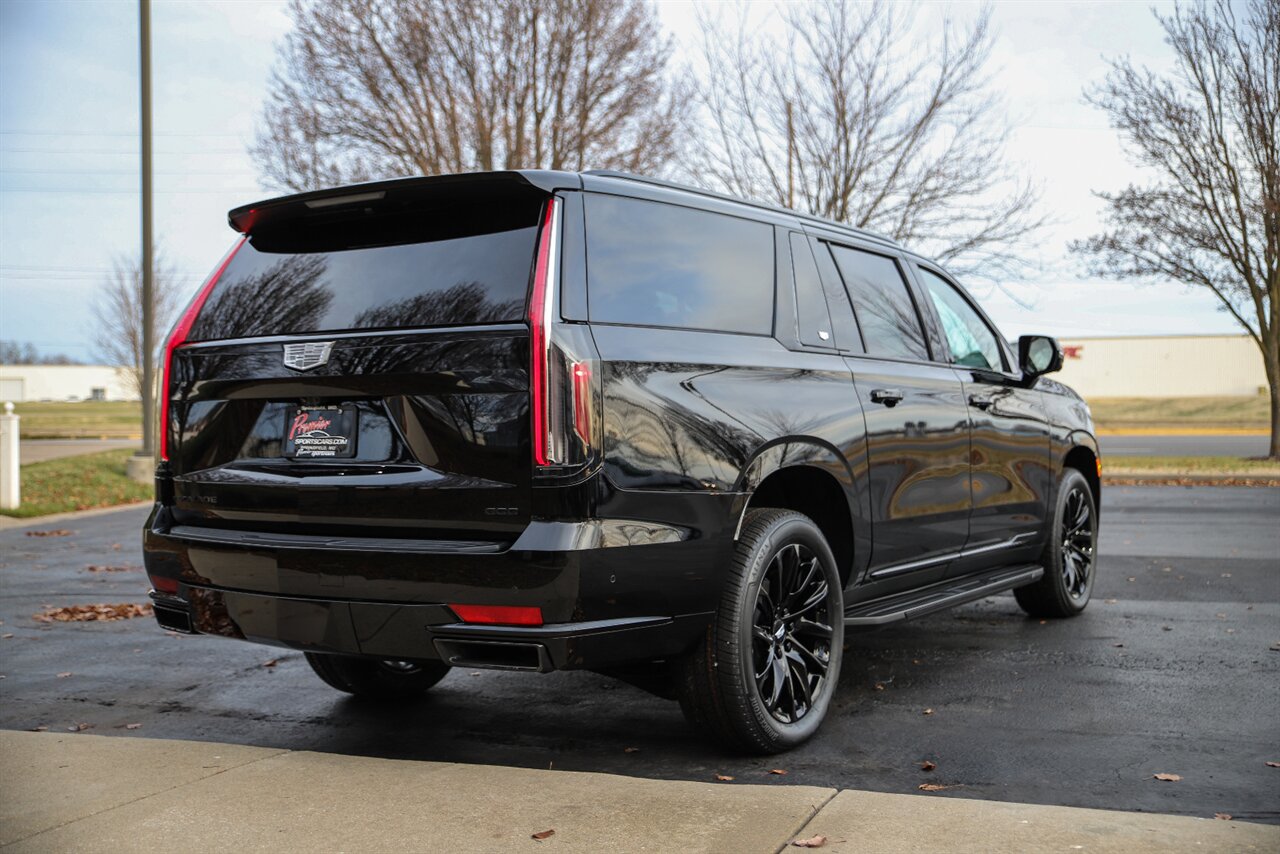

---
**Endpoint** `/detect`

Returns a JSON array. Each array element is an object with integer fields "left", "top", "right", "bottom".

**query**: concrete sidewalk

[{"left": 1, "top": 732, "right": 1274, "bottom": 853}]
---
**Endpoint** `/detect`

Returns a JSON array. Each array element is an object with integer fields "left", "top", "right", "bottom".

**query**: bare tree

[
  {"left": 91, "top": 254, "right": 183, "bottom": 398},
  {"left": 0, "top": 341, "right": 80, "bottom": 365},
  {"left": 687, "top": 0, "right": 1042, "bottom": 280},
  {"left": 1072, "top": 0, "right": 1279, "bottom": 458},
  {"left": 252, "top": 0, "right": 686, "bottom": 191}
]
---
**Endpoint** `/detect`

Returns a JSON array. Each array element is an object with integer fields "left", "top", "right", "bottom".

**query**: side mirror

[{"left": 1018, "top": 335, "right": 1063, "bottom": 380}]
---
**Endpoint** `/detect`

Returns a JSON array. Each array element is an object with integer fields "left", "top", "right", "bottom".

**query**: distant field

[
  {"left": 13, "top": 401, "right": 142, "bottom": 439},
  {"left": 1087, "top": 396, "right": 1270, "bottom": 432},
  {"left": 1104, "top": 455, "right": 1280, "bottom": 475}
]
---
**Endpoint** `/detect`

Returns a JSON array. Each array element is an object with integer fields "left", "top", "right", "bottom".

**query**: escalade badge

[{"left": 282, "top": 341, "right": 334, "bottom": 371}]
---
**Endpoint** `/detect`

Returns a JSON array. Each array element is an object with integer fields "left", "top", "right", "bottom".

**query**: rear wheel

[
  {"left": 1015, "top": 468, "right": 1097, "bottom": 618},
  {"left": 304, "top": 653, "right": 450, "bottom": 699},
  {"left": 676, "top": 509, "right": 844, "bottom": 754}
]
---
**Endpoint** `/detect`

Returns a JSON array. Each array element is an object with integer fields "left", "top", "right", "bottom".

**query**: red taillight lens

[
  {"left": 571, "top": 360, "right": 592, "bottom": 444},
  {"left": 148, "top": 574, "right": 179, "bottom": 594},
  {"left": 449, "top": 604, "right": 544, "bottom": 627},
  {"left": 528, "top": 198, "right": 560, "bottom": 467},
  {"left": 159, "top": 238, "right": 245, "bottom": 460}
]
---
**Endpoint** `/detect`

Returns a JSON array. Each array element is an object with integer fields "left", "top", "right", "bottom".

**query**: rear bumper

[
  {"left": 150, "top": 587, "right": 708, "bottom": 671},
  {"left": 142, "top": 502, "right": 733, "bottom": 671}
]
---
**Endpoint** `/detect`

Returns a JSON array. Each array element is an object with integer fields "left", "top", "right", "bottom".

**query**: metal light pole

[{"left": 128, "top": 0, "right": 155, "bottom": 483}]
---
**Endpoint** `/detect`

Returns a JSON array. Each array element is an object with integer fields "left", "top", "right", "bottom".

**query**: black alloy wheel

[
  {"left": 1015, "top": 467, "right": 1097, "bottom": 618},
  {"left": 675, "top": 508, "right": 844, "bottom": 754},
  {"left": 751, "top": 542, "right": 835, "bottom": 724}
]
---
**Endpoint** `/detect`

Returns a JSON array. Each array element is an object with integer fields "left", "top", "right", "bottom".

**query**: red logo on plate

[{"left": 289, "top": 412, "right": 333, "bottom": 440}]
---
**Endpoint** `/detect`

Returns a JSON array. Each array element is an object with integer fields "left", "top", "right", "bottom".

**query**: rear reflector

[
  {"left": 449, "top": 604, "right": 544, "bottom": 627},
  {"left": 148, "top": 574, "right": 179, "bottom": 594}
]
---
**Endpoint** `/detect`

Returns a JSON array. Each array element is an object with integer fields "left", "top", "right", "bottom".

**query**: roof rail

[{"left": 581, "top": 169, "right": 899, "bottom": 248}]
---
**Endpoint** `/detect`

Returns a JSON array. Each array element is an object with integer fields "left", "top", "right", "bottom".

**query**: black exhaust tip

[
  {"left": 432, "top": 638, "right": 552, "bottom": 672},
  {"left": 153, "top": 605, "right": 194, "bottom": 634}
]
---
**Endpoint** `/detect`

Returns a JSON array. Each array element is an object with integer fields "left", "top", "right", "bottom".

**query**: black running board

[{"left": 844, "top": 564, "right": 1044, "bottom": 627}]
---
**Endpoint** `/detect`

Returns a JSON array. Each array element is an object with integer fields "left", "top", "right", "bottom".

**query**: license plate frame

[{"left": 283, "top": 404, "right": 358, "bottom": 460}]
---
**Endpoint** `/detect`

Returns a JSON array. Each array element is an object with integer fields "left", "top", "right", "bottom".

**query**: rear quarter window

[{"left": 584, "top": 194, "right": 774, "bottom": 335}]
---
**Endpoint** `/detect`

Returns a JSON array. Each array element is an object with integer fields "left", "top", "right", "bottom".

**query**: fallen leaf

[
  {"left": 1039, "top": 620, "right": 1047, "bottom": 625},
  {"left": 125, "top": 723, "right": 142, "bottom": 730},
  {"left": 1104, "top": 599, "right": 1117, "bottom": 604},
  {"left": 715, "top": 774, "right": 734, "bottom": 781},
  {"left": 920, "top": 760, "right": 936, "bottom": 772},
  {"left": 1214, "top": 813, "right": 1232, "bottom": 820},
  {"left": 110, "top": 542, "right": 122, "bottom": 550},
  {"left": 1153, "top": 773, "right": 1182, "bottom": 782},
  {"left": 33, "top": 603, "right": 153, "bottom": 623},
  {"left": 918, "top": 783, "right": 952, "bottom": 791},
  {"left": 1215, "top": 613, "right": 1227, "bottom": 619},
  {"left": 67, "top": 723, "right": 93, "bottom": 732},
  {"left": 922, "top": 708, "right": 934, "bottom": 716},
  {"left": 1113, "top": 643, "right": 1124, "bottom": 648},
  {"left": 623, "top": 747, "right": 640, "bottom": 754},
  {"left": 262, "top": 659, "right": 279, "bottom": 668},
  {"left": 1, "top": 633, "right": 13, "bottom": 639},
  {"left": 792, "top": 835, "right": 828, "bottom": 848},
  {"left": 1265, "top": 761, "right": 1280, "bottom": 768},
  {"left": 1161, "top": 626, "right": 1173, "bottom": 632},
  {"left": 85, "top": 565, "right": 142, "bottom": 573},
  {"left": 769, "top": 768, "right": 788, "bottom": 775},
  {"left": 56, "top": 672, "right": 72, "bottom": 678},
  {"left": 873, "top": 682, "right": 886, "bottom": 691},
  {"left": 1127, "top": 577, "right": 1136, "bottom": 582},
  {"left": 26, "top": 529, "right": 72, "bottom": 537},
  {"left": 912, "top": 659, "right": 923, "bottom": 665},
  {"left": 1220, "top": 573, "right": 1232, "bottom": 578},
  {"left": 531, "top": 829, "right": 555, "bottom": 841},
  {"left": 30, "top": 725, "right": 48, "bottom": 732}
]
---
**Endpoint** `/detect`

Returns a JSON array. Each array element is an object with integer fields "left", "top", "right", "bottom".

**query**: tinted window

[
  {"left": 585, "top": 194, "right": 774, "bottom": 334},
  {"left": 188, "top": 205, "right": 540, "bottom": 341},
  {"left": 828, "top": 245, "right": 929, "bottom": 360},
  {"left": 790, "top": 233, "right": 832, "bottom": 347},
  {"left": 918, "top": 267, "right": 1006, "bottom": 371}
]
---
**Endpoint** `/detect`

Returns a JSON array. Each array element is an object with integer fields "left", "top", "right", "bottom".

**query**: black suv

[{"left": 143, "top": 170, "right": 1100, "bottom": 753}]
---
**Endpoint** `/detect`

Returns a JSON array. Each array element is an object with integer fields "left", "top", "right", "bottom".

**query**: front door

[{"left": 913, "top": 265, "right": 1052, "bottom": 575}]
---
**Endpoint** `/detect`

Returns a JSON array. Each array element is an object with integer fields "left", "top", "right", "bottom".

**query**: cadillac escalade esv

[{"left": 142, "top": 170, "right": 1100, "bottom": 753}]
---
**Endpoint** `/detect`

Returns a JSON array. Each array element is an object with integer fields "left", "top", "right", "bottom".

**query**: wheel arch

[
  {"left": 736, "top": 444, "right": 858, "bottom": 588},
  {"left": 1062, "top": 432, "right": 1101, "bottom": 517}
]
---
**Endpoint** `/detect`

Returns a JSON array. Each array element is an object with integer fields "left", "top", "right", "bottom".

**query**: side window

[
  {"left": 828, "top": 245, "right": 930, "bottom": 361},
  {"left": 584, "top": 194, "right": 774, "bottom": 335},
  {"left": 917, "top": 267, "right": 1007, "bottom": 372},
  {"left": 789, "top": 233, "right": 832, "bottom": 347}
]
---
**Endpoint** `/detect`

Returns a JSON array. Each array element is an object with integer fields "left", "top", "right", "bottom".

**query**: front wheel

[
  {"left": 1015, "top": 468, "right": 1098, "bottom": 618},
  {"left": 304, "top": 653, "right": 450, "bottom": 699},
  {"left": 676, "top": 509, "right": 844, "bottom": 754}
]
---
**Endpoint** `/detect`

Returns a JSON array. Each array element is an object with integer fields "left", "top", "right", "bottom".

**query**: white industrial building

[
  {"left": 0, "top": 364, "right": 138, "bottom": 402},
  {"left": 1053, "top": 334, "right": 1267, "bottom": 398}
]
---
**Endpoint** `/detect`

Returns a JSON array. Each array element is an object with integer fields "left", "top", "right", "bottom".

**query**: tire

[
  {"left": 304, "top": 652, "right": 450, "bottom": 699},
  {"left": 675, "top": 509, "right": 845, "bottom": 754},
  {"left": 1015, "top": 467, "right": 1098, "bottom": 618}
]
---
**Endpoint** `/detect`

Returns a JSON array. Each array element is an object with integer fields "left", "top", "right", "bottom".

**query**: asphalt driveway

[{"left": 0, "top": 487, "right": 1276, "bottom": 823}]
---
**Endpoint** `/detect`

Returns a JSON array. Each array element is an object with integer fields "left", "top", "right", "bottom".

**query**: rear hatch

[{"left": 163, "top": 175, "right": 552, "bottom": 543}]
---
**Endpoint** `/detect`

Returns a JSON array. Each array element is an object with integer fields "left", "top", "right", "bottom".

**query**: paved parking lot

[{"left": 0, "top": 487, "right": 1276, "bottom": 823}]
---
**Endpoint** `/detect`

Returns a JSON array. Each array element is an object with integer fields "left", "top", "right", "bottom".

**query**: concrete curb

[
  {"left": 0, "top": 501, "right": 150, "bottom": 531},
  {"left": 1, "top": 732, "right": 1275, "bottom": 853}
]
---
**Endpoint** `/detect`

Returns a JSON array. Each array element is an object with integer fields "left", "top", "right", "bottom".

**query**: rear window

[
  {"left": 188, "top": 201, "right": 541, "bottom": 341},
  {"left": 584, "top": 194, "right": 774, "bottom": 335}
]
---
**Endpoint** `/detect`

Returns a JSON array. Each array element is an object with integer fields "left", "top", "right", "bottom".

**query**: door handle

[
  {"left": 968, "top": 393, "right": 995, "bottom": 411},
  {"left": 870, "top": 388, "right": 904, "bottom": 407}
]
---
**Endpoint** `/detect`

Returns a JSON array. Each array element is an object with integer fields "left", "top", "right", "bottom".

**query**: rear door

[
  {"left": 165, "top": 178, "right": 552, "bottom": 543},
  {"left": 819, "top": 240, "right": 972, "bottom": 589}
]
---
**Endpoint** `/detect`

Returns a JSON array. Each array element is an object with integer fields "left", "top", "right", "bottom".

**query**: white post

[{"left": 0, "top": 402, "right": 19, "bottom": 510}]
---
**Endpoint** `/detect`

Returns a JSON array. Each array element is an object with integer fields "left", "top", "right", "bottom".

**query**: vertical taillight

[
  {"left": 528, "top": 198, "right": 596, "bottom": 472},
  {"left": 158, "top": 238, "right": 245, "bottom": 461},
  {"left": 528, "top": 198, "right": 561, "bottom": 467}
]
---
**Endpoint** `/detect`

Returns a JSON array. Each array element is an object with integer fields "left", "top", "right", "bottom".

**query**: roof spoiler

[{"left": 227, "top": 170, "right": 582, "bottom": 235}]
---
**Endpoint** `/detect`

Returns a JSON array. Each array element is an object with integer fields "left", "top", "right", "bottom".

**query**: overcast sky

[{"left": 0, "top": 0, "right": 1241, "bottom": 363}]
